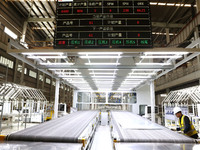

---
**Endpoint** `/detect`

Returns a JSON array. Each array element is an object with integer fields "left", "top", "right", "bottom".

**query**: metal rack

[
  {"left": 162, "top": 85, "right": 200, "bottom": 130},
  {"left": 0, "top": 82, "right": 47, "bottom": 131}
]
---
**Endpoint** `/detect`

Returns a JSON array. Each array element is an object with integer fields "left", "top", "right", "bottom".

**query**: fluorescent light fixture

[
  {"left": 144, "top": 52, "right": 188, "bottom": 55},
  {"left": 4, "top": 27, "right": 18, "bottom": 40},
  {"left": 85, "top": 63, "right": 120, "bottom": 65},
  {"left": 59, "top": 75, "right": 83, "bottom": 78},
  {"left": 160, "top": 94, "right": 167, "bottom": 97},
  {"left": 78, "top": 52, "right": 123, "bottom": 55},
  {"left": 27, "top": 56, "right": 67, "bottom": 59},
  {"left": 176, "top": 4, "right": 184, "bottom": 6},
  {"left": 125, "top": 79, "right": 143, "bottom": 81},
  {"left": 95, "top": 81, "right": 114, "bottom": 84},
  {"left": 54, "top": 72, "right": 81, "bottom": 75},
  {"left": 69, "top": 82, "right": 87, "bottom": 84},
  {"left": 121, "top": 83, "right": 139, "bottom": 85},
  {"left": 80, "top": 56, "right": 121, "bottom": 59},
  {"left": 40, "top": 62, "right": 74, "bottom": 65},
  {"left": 158, "top": 3, "right": 166, "bottom": 5},
  {"left": 184, "top": 4, "right": 191, "bottom": 7},
  {"left": 150, "top": 2, "right": 157, "bottom": 5},
  {"left": 136, "top": 63, "right": 171, "bottom": 66},
  {"left": 132, "top": 69, "right": 161, "bottom": 71},
  {"left": 88, "top": 69, "right": 118, "bottom": 71},
  {"left": 22, "top": 52, "right": 64, "bottom": 55},
  {"left": 167, "top": 3, "right": 175, "bottom": 6},
  {"left": 78, "top": 87, "right": 92, "bottom": 90},
  {"left": 129, "top": 72, "right": 156, "bottom": 75},
  {"left": 91, "top": 76, "right": 116, "bottom": 78},
  {"left": 93, "top": 79, "right": 114, "bottom": 81},
  {"left": 141, "top": 56, "right": 182, "bottom": 59},
  {"left": 90, "top": 73, "right": 116, "bottom": 75},
  {"left": 126, "top": 76, "right": 151, "bottom": 79},
  {"left": 49, "top": 69, "right": 78, "bottom": 71}
]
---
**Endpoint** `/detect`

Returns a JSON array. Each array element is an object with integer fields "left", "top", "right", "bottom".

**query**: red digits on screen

[
  {"left": 89, "top": 21, "right": 93, "bottom": 25},
  {"left": 137, "top": 21, "right": 140, "bottom": 24},
  {"left": 137, "top": 33, "right": 141, "bottom": 37},
  {"left": 61, "top": 10, "right": 69, "bottom": 13},
  {"left": 58, "top": 41, "right": 65, "bottom": 45},
  {"left": 123, "top": 9, "right": 129, "bottom": 13},
  {"left": 137, "top": 9, "right": 146, "bottom": 13},
  {"left": 89, "top": 34, "right": 93, "bottom": 37},
  {"left": 109, "top": 9, "right": 112, "bottom": 12},
  {"left": 94, "top": 9, "right": 97, "bottom": 13},
  {"left": 77, "top": 9, "right": 83, "bottom": 13}
]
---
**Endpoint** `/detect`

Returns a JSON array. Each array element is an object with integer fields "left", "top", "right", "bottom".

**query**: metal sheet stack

[
  {"left": 7, "top": 111, "right": 99, "bottom": 143},
  {"left": 111, "top": 111, "right": 196, "bottom": 143}
]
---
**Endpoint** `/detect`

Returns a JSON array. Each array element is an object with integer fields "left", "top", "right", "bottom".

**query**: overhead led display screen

[{"left": 54, "top": 0, "right": 152, "bottom": 49}]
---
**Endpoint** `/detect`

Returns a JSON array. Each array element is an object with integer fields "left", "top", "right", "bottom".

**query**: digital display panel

[{"left": 54, "top": 0, "right": 152, "bottom": 49}]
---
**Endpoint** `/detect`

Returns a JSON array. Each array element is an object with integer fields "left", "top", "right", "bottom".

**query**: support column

[
  {"left": 13, "top": 59, "right": 18, "bottom": 83},
  {"left": 42, "top": 73, "right": 45, "bottom": 90},
  {"left": 73, "top": 90, "right": 77, "bottom": 108},
  {"left": 165, "top": 28, "right": 170, "bottom": 44},
  {"left": 20, "top": 62, "right": 25, "bottom": 85},
  {"left": 196, "top": 0, "right": 200, "bottom": 13},
  {"left": 50, "top": 77, "right": 54, "bottom": 102},
  {"left": 150, "top": 80, "right": 155, "bottom": 122},
  {"left": 54, "top": 79, "right": 60, "bottom": 119},
  {"left": 20, "top": 21, "right": 28, "bottom": 43},
  {"left": 36, "top": 70, "right": 40, "bottom": 89}
]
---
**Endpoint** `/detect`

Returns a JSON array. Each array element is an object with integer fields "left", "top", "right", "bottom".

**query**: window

[
  {"left": 39, "top": 75, "right": 43, "bottom": 81},
  {"left": 108, "top": 92, "right": 122, "bottom": 103},
  {"left": 46, "top": 78, "right": 51, "bottom": 84},
  {"left": 29, "top": 70, "right": 37, "bottom": 78},
  {"left": 52, "top": 81, "right": 55, "bottom": 86},
  {"left": 0, "top": 56, "right": 14, "bottom": 69},
  {"left": 17, "top": 64, "right": 27, "bottom": 74},
  {"left": 24, "top": 68, "right": 27, "bottom": 74}
]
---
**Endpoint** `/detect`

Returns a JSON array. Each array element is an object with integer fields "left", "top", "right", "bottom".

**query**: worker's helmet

[{"left": 173, "top": 107, "right": 182, "bottom": 114}]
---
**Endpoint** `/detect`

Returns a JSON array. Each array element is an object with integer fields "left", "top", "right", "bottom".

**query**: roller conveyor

[
  {"left": 6, "top": 111, "right": 99, "bottom": 143},
  {"left": 111, "top": 111, "right": 196, "bottom": 143}
]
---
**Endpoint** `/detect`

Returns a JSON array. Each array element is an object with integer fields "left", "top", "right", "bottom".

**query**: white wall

[{"left": 132, "top": 84, "right": 151, "bottom": 114}]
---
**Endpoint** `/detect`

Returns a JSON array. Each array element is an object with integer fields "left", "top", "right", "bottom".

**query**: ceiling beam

[
  {"left": 7, "top": 47, "right": 200, "bottom": 53},
  {"left": 36, "top": 65, "right": 174, "bottom": 70},
  {"left": 27, "top": 17, "right": 55, "bottom": 22},
  {"left": 152, "top": 22, "right": 184, "bottom": 28}
]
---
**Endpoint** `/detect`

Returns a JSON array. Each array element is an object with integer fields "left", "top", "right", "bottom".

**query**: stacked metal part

[
  {"left": 7, "top": 111, "right": 99, "bottom": 143},
  {"left": 111, "top": 111, "right": 196, "bottom": 143}
]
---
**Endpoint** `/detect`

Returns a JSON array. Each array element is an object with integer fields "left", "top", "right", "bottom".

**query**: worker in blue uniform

[{"left": 174, "top": 107, "right": 198, "bottom": 139}]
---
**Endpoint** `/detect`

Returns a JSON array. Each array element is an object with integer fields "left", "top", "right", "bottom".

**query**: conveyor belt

[
  {"left": 111, "top": 111, "right": 196, "bottom": 143},
  {"left": 0, "top": 141, "right": 82, "bottom": 150},
  {"left": 115, "top": 143, "right": 200, "bottom": 150},
  {"left": 7, "top": 111, "right": 99, "bottom": 143}
]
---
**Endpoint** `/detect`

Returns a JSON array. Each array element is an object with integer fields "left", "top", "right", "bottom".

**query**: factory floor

[
  {"left": 1, "top": 122, "right": 40, "bottom": 135},
  {"left": 91, "top": 125, "right": 113, "bottom": 150}
]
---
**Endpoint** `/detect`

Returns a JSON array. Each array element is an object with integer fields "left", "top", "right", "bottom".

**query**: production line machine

[
  {"left": 0, "top": 110, "right": 100, "bottom": 150},
  {"left": 110, "top": 111, "right": 200, "bottom": 150}
]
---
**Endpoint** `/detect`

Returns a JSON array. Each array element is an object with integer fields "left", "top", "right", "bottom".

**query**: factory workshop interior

[{"left": 1, "top": 0, "right": 200, "bottom": 150}]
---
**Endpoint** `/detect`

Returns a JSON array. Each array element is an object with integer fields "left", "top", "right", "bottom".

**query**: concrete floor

[{"left": 91, "top": 125, "right": 113, "bottom": 150}]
